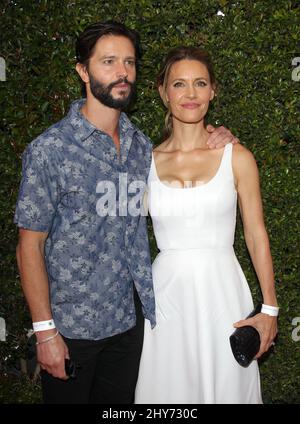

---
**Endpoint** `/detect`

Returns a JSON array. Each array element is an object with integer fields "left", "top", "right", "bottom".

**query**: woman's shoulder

[
  {"left": 232, "top": 142, "right": 256, "bottom": 163},
  {"left": 232, "top": 143, "right": 259, "bottom": 176},
  {"left": 152, "top": 140, "right": 173, "bottom": 165}
]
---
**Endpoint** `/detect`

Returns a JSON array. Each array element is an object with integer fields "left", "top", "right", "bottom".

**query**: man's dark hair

[{"left": 76, "top": 21, "right": 141, "bottom": 97}]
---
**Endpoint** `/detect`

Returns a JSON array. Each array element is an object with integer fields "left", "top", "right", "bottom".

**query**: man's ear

[
  {"left": 210, "top": 83, "right": 217, "bottom": 101},
  {"left": 75, "top": 63, "right": 89, "bottom": 84}
]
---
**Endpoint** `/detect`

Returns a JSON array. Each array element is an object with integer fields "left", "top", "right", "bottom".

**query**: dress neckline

[{"left": 151, "top": 143, "right": 230, "bottom": 191}]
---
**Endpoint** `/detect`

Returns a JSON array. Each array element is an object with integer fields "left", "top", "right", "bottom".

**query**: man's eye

[
  {"left": 126, "top": 60, "right": 135, "bottom": 66},
  {"left": 103, "top": 59, "right": 114, "bottom": 64}
]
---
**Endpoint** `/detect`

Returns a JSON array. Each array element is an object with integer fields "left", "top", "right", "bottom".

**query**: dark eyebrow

[
  {"left": 171, "top": 77, "right": 208, "bottom": 82},
  {"left": 98, "top": 55, "right": 136, "bottom": 60},
  {"left": 98, "top": 55, "right": 116, "bottom": 60}
]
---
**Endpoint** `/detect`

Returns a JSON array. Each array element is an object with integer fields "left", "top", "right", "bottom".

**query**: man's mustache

[{"left": 108, "top": 78, "right": 134, "bottom": 90}]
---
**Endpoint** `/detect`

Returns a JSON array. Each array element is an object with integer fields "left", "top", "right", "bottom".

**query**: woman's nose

[{"left": 185, "top": 85, "right": 196, "bottom": 98}]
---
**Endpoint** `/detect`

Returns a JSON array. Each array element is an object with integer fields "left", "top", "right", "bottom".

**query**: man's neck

[{"left": 80, "top": 95, "right": 121, "bottom": 148}]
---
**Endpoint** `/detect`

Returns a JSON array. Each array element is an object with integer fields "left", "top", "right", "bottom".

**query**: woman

[{"left": 135, "top": 47, "right": 278, "bottom": 404}]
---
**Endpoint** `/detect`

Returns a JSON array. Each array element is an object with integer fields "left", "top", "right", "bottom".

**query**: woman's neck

[{"left": 167, "top": 119, "right": 209, "bottom": 151}]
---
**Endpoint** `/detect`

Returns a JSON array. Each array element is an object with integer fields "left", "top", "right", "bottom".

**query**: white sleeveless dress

[{"left": 135, "top": 143, "right": 262, "bottom": 404}]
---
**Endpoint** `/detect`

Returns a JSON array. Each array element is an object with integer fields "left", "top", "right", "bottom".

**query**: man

[{"left": 14, "top": 21, "right": 238, "bottom": 404}]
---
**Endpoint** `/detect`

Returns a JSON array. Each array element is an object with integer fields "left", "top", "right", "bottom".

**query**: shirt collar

[
  {"left": 68, "top": 99, "right": 97, "bottom": 141},
  {"left": 67, "top": 98, "right": 137, "bottom": 142},
  {"left": 67, "top": 98, "right": 138, "bottom": 165}
]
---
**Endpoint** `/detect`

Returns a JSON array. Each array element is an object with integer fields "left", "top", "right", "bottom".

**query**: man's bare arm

[
  {"left": 17, "top": 229, "right": 52, "bottom": 321},
  {"left": 16, "top": 229, "right": 69, "bottom": 379}
]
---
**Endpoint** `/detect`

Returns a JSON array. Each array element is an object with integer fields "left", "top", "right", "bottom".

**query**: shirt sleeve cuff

[{"left": 14, "top": 220, "right": 51, "bottom": 233}]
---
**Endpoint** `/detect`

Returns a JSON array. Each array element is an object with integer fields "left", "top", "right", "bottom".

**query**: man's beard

[{"left": 88, "top": 72, "right": 136, "bottom": 110}]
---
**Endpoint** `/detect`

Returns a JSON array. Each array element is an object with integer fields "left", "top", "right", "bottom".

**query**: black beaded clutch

[{"left": 229, "top": 304, "right": 261, "bottom": 367}]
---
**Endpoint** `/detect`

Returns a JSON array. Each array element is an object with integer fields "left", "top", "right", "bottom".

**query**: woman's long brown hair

[{"left": 157, "top": 47, "right": 216, "bottom": 141}]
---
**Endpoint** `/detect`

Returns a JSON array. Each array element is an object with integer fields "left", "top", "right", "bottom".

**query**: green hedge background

[{"left": 0, "top": 0, "right": 299, "bottom": 403}]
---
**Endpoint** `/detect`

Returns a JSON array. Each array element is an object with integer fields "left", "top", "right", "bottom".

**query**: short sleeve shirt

[{"left": 14, "top": 99, "right": 156, "bottom": 340}]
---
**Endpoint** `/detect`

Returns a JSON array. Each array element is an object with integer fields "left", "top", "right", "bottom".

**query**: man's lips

[
  {"left": 181, "top": 103, "right": 200, "bottom": 109},
  {"left": 114, "top": 83, "right": 129, "bottom": 89}
]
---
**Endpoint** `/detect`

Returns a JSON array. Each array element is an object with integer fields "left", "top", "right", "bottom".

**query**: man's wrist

[
  {"left": 33, "top": 319, "right": 55, "bottom": 332},
  {"left": 35, "top": 327, "right": 58, "bottom": 342},
  {"left": 35, "top": 330, "right": 59, "bottom": 346}
]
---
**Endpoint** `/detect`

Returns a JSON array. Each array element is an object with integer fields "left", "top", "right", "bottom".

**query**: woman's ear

[
  {"left": 75, "top": 63, "right": 89, "bottom": 84},
  {"left": 158, "top": 85, "right": 169, "bottom": 106},
  {"left": 158, "top": 85, "right": 164, "bottom": 99}
]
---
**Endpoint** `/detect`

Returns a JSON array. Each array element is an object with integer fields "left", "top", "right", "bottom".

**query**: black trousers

[{"left": 41, "top": 290, "right": 144, "bottom": 404}]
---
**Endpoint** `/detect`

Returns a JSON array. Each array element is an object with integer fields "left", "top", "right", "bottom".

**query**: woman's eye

[
  {"left": 173, "top": 82, "right": 184, "bottom": 87},
  {"left": 196, "top": 81, "right": 207, "bottom": 87}
]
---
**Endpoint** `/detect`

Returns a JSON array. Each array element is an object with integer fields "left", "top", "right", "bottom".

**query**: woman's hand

[{"left": 233, "top": 313, "right": 278, "bottom": 359}]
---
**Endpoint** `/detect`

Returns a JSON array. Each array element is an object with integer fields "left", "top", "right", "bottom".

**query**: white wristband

[
  {"left": 261, "top": 304, "right": 279, "bottom": 317},
  {"left": 33, "top": 319, "right": 56, "bottom": 332}
]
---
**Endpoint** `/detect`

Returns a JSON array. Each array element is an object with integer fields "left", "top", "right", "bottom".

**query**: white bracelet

[
  {"left": 261, "top": 304, "right": 279, "bottom": 317},
  {"left": 35, "top": 330, "right": 59, "bottom": 346},
  {"left": 33, "top": 319, "right": 56, "bottom": 332}
]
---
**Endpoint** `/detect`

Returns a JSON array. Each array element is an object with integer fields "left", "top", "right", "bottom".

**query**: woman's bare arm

[{"left": 232, "top": 144, "right": 278, "bottom": 357}]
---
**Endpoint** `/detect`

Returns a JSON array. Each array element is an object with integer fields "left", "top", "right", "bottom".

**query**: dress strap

[
  {"left": 147, "top": 152, "right": 158, "bottom": 185},
  {"left": 219, "top": 143, "right": 234, "bottom": 181}
]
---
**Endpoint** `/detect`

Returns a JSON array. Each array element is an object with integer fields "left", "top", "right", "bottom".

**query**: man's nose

[{"left": 116, "top": 61, "right": 128, "bottom": 79}]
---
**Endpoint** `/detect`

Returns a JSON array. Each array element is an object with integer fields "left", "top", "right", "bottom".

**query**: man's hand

[
  {"left": 36, "top": 329, "right": 70, "bottom": 380},
  {"left": 206, "top": 124, "right": 239, "bottom": 149}
]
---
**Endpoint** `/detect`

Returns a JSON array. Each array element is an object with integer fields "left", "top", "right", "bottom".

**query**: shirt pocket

[{"left": 59, "top": 189, "right": 97, "bottom": 226}]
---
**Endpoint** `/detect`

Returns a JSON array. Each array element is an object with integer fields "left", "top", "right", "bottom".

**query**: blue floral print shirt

[{"left": 14, "top": 99, "right": 156, "bottom": 340}]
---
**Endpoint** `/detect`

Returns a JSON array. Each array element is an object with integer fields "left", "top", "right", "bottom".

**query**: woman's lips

[{"left": 181, "top": 103, "right": 200, "bottom": 109}]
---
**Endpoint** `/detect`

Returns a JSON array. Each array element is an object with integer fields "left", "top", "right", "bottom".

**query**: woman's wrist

[
  {"left": 262, "top": 293, "right": 278, "bottom": 307},
  {"left": 261, "top": 303, "right": 279, "bottom": 317}
]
